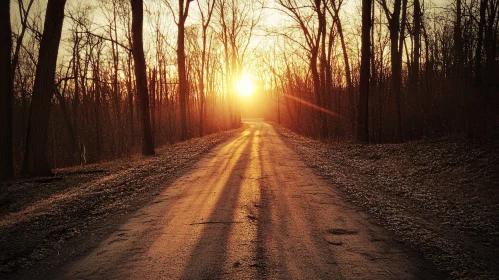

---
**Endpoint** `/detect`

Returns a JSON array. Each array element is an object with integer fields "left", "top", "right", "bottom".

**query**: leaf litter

[
  {"left": 274, "top": 123, "right": 499, "bottom": 280},
  {"left": 0, "top": 127, "right": 243, "bottom": 277}
]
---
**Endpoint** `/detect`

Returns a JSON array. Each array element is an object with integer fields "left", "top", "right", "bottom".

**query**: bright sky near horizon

[
  {"left": 10, "top": 0, "right": 454, "bottom": 69},
  {"left": 11, "top": 0, "right": 453, "bottom": 36}
]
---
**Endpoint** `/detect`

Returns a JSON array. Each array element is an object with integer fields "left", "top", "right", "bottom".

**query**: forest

[{"left": 0, "top": 0, "right": 498, "bottom": 179}]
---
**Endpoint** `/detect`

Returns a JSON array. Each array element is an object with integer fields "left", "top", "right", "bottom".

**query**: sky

[
  {"left": 10, "top": 0, "right": 454, "bottom": 42},
  {"left": 10, "top": 0, "right": 455, "bottom": 72}
]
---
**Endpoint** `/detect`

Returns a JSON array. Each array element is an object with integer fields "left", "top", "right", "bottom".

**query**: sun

[{"left": 235, "top": 75, "right": 255, "bottom": 97}]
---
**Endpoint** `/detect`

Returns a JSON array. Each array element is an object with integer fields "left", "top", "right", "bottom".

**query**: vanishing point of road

[{"left": 53, "top": 121, "right": 435, "bottom": 279}]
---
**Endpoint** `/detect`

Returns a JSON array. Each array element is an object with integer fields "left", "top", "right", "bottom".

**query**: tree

[
  {"left": 12, "top": 0, "right": 36, "bottom": 84},
  {"left": 166, "top": 0, "right": 194, "bottom": 141},
  {"left": 358, "top": 0, "right": 372, "bottom": 142},
  {"left": 276, "top": 0, "right": 328, "bottom": 138},
  {"left": 22, "top": 0, "right": 67, "bottom": 176},
  {"left": 196, "top": 0, "right": 216, "bottom": 136},
  {"left": 0, "top": 0, "right": 14, "bottom": 180},
  {"left": 379, "top": 0, "right": 404, "bottom": 142},
  {"left": 411, "top": 0, "right": 421, "bottom": 89},
  {"left": 328, "top": 0, "right": 354, "bottom": 135},
  {"left": 453, "top": 0, "right": 463, "bottom": 79},
  {"left": 469, "top": 0, "right": 487, "bottom": 136},
  {"left": 214, "top": 0, "right": 262, "bottom": 128},
  {"left": 131, "top": 0, "right": 155, "bottom": 155}
]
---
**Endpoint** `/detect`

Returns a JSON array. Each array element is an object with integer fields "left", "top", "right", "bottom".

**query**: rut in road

[{"left": 54, "top": 121, "right": 435, "bottom": 280}]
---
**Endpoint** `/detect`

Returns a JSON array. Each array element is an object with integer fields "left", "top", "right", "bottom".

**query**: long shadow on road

[
  {"left": 180, "top": 129, "right": 255, "bottom": 279},
  {"left": 255, "top": 124, "right": 339, "bottom": 280}
]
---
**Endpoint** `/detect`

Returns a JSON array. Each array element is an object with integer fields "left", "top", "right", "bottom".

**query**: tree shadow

[{"left": 180, "top": 129, "right": 255, "bottom": 279}]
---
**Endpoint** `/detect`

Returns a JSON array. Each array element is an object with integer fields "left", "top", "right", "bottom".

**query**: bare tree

[
  {"left": 165, "top": 0, "right": 194, "bottom": 140},
  {"left": 379, "top": 0, "right": 404, "bottom": 142},
  {"left": 276, "top": 0, "right": 328, "bottom": 137},
  {"left": 358, "top": 0, "right": 372, "bottom": 142},
  {"left": 196, "top": 0, "right": 216, "bottom": 136},
  {"left": 411, "top": 0, "right": 421, "bottom": 90},
  {"left": 22, "top": 0, "right": 67, "bottom": 176},
  {"left": 12, "top": 0, "right": 36, "bottom": 81},
  {"left": 131, "top": 0, "right": 155, "bottom": 155},
  {"left": 327, "top": 0, "right": 354, "bottom": 134},
  {"left": 214, "top": 0, "right": 262, "bottom": 128},
  {"left": 0, "top": 0, "right": 14, "bottom": 180}
]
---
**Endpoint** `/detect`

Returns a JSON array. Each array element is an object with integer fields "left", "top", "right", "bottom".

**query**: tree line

[
  {"left": 263, "top": 0, "right": 497, "bottom": 143},
  {"left": 1, "top": 0, "right": 261, "bottom": 179},
  {"left": 1, "top": 0, "right": 498, "bottom": 180}
]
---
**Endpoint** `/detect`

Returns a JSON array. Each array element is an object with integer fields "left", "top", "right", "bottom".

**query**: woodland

[{"left": 0, "top": 0, "right": 498, "bottom": 179}]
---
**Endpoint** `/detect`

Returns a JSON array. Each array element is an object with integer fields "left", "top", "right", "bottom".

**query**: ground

[
  {"left": 0, "top": 120, "right": 497, "bottom": 279},
  {"left": 274, "top": 123, "right": 499, "bottom": 280}
]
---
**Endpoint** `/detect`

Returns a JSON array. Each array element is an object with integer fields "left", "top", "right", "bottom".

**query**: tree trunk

[
  {"left": 332, "top": 5, "right": 354, "bottom": 135},
  {"left": 469, "top": 0, "right": 487, "bottom": 137},
  {"left": 230, "top": 45, "right": 239, "bottom": 127},
  {"left": 199, "top": 25, "right": 209, "bottom": 137},
  {"left": 412, "top": 0, "right": 421, "bottom": 87},
  {"left": 319, "top": 5, "right": 328, "bottom": 138},
  {"left": 453, "top": 0, "right": 463, "bottom": 77},
  {"left": 131, "top": 0, "right": 155, "bottom": 155},
  {"left": 483, "top": 0, "right": 497, "bottom": 89},
  {"left": 72, "top": 33, "right": 81, "bottom": 156},
  {"left": 22, "top": 0, "right": 67, "bottom": 176},
  {"left": 148, "top": 68, "right": 156, "bottom": 142},
  {"left": 389, "top": 0, "right": 403, "bottom": 142},
  {"left": 127, "top": 52, "right": 134, "bottom": 146},
  {"left": 311, "top": 52, "right": 322, "bottom": 137},
  {"left": 358, "top": 0, "right": 371, "bottom": 142},
  {"left": 474, "top": 0, "right": 486, "bottom": 87},
  {"left": 177, "top": 0, "right": 191, "bottom": 141},
  {"left": 197, "top": 0, "right": 215, "bottom": 136},
  {"left": 0, "top": 0, "right": 14, "bottom": 180}
]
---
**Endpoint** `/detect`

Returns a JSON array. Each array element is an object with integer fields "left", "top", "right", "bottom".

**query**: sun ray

[{"left": 235, "top": 75, "right": 255, "bottom": 97}]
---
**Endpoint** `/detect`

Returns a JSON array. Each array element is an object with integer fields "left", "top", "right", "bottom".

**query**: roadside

[
  {"left": 274, "top": 123, "right": 499, "bottom": 280},
  {"left": 0, "top": 127, "right": 243, "bottom": 278},
  {"left": 2, "top": 121, "right": 497, "bottom": 280},
  {"left": 12, "top": 121, "right": 443, "bottom": 280}
]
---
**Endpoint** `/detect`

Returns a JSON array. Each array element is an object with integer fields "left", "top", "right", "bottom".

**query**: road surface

[{"left": 54, "top": 121, "right": 433, "bottom": 279}]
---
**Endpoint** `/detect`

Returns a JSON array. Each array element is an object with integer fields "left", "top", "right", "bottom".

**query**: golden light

[{"left": 235, "top": 75, "right": 255, "bottom": 97}]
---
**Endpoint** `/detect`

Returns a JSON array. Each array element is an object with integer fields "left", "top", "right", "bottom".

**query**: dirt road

[{"left": 49, "top": 121, "right": 435, "bottom": 279}]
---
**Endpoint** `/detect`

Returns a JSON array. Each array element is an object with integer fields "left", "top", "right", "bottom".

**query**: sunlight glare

[{"left": 236, "top": 75, "right": 255, "bottom": 97}]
